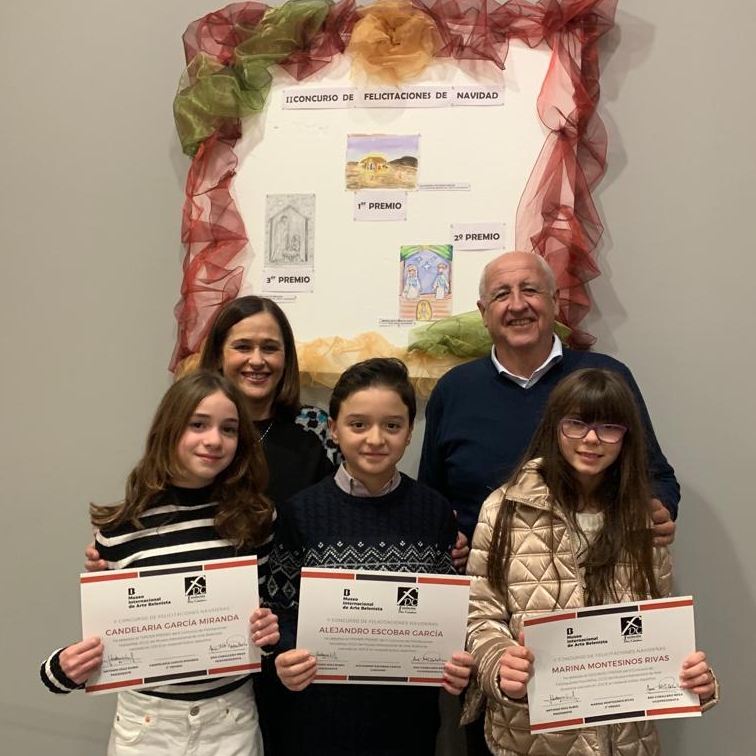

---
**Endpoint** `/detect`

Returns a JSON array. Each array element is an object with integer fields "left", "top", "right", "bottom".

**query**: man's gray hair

[{"left": 478, "top": 251, "right": 557, "bottom": 299}]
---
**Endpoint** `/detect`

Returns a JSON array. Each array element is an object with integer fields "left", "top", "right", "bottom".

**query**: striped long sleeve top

[{"left": 40, "top": 484, "right": 273, "bottom": 700}]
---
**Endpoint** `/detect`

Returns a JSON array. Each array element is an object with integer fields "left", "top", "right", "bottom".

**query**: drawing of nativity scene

[
  {"left": 267, "top": 206, "right": 310, "bottom": 265},
  {"left": 399, "top": 244, "right": 452, "bottom": 321}
]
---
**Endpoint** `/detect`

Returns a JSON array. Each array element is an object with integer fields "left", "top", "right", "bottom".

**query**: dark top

[
  {"left": 252, "top": 416, "right": 335, "bottom": 755},
  {"left": 419, "top": 349, "right": 680, "bottom": 540},
  {"left": 256, "top": 417, "right": 335, "bottom": 506},
  {"left": 267, "top": 474, "right": 457, "bottom": 756}
]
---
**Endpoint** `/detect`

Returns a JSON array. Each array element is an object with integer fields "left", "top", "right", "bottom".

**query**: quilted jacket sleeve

[{"left": 466, "top": 490, "right": 526, "bottom": 709}]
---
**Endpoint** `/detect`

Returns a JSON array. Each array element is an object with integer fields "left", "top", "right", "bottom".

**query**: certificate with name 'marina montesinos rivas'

[
  {"left": 524, "top": 595, "right": 701, "bottom": 733},
  {"left": 296, "top": 567, "right": 470, "bottom": 685},
  {"left": 80, "top": 556, "right": 260, "bottom": 694}
]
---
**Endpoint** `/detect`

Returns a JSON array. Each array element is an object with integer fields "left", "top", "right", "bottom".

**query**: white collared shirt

[
  {"left": 491, "top": 336, "right": 563, "bottom": 388},
  {"left": 334, "top": 463, "right": 402, "bottom": 497}
]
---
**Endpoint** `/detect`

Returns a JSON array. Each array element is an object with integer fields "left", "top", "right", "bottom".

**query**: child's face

[
  {"left": 172, "top": 391, "right": 239, "bottom": 488},
  {"left": 558, "top": 417, "right": 623, "bottom": 491},
  {"left": 329, "top": 387, "right": 412, "bottom": 493}
]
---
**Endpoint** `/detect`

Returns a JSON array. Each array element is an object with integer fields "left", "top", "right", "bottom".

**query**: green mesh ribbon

[
  {"left": 408, "top": 311, "right": 572, "bottom": 359},
  {"left": 174, "top": 0, "right": 333, "bottom": 156}
]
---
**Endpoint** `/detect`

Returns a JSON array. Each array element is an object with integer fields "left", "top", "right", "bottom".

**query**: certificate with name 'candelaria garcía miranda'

[
  {"left": 80, "top": 556, "right": 260, "bottom": 694},
  {"left": 525, "top": 595, "right": 701, "bottom": 733},
  {"left": 295, "top": 567, "right": 470, "bottom": 685}
]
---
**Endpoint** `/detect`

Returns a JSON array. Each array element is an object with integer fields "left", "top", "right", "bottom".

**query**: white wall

[
  {"left": 1, "top": 2, "right": 751, "bottom": 754},
  {"left": 587, "top": 5, "right": 754, "bottom": 754},
  {"left": 0, "top": 2, "right": 222, "bottom": 752}
]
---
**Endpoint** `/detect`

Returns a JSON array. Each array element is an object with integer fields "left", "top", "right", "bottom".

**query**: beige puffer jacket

[{"left": 464, "top": 460, "right": 711, "bottom": 756}]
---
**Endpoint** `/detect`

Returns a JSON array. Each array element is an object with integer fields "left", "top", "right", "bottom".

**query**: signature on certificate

[
  {"left": 646, "top": 677, "right": 680, "bottom": 692},
  {"left": 412, "top": 653, "right": 444, "bottom": 663},
  {"left": 210, "top": 635, "right": 248, "bottom": 652},
  {"left": 103, "top": 651, "right": 139, "bottom": 670},
  {"left": 316, "top": 651, "right": 338, "bottom": 660},
  {"left": 547, "top": 691, "right": 579, "bottom": 704}
]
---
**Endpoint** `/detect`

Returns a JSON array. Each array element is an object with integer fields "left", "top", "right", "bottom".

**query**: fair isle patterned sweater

[{"left": 267, "top": 473, "right": 457, "bottom": 756}]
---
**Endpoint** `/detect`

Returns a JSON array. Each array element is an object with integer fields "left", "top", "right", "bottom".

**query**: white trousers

[{"left": 106, "top": 681, "right": 262, "bottom": 756}]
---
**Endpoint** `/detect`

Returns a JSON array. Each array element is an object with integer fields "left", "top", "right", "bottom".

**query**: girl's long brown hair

[
  {"left": 488, "top": 369, "right": 660, "bottom": 607},
  {"left": 91, "top": 371, "right": 272, "bottom": 548}
]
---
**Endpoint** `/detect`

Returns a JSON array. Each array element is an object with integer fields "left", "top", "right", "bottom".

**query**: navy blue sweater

[
  {"left": 267, "top": 474, "right": 457, "bottom": 756},
  {"left": 419, "top": 350, "right": 679, "bottom": 540}
]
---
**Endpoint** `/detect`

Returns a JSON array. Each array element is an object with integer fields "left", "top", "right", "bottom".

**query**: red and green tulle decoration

[{"left": 171, "top": 0, "right": 617, "bottom": 372}]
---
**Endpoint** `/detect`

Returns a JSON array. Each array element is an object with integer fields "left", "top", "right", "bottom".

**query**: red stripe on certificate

[
  {"left": 531, "top": 718, "right": 584, "bottom": 731},
  {"left": 301, "top": 571, "right": 356, "bottom": 580},
  {"left": 208, "top": 663, "right": 261, "bottom": 675},
  {"left": 204, "top": 558, "right": 257, "bottom": 570},
  {"left": 647, "top": 705, "right": 701, "bottom": 717},
  {"left": 417, "top": 576, "right": 470, "bottom": 586},
  {"left": 409, "top": 677, "right": 444, "bottom": 683},
  {"left": 639, "top": 598, "right": 694, "bottom": 611},
  {"left": 524, "top": 612, "right": 577, "bottom": 626},
  {"left": 80, "top": 572, "right": 138, "bottom": 583},
  {"left": 315, "top": 674, "right": 348, "bottom": 681},
  {"left": 86, "top": 678, "right": 143, "bottom": 692}
]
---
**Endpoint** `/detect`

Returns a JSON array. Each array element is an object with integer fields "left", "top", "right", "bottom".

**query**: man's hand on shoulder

[
  {"left": 452, "top": 530, "right": 469, "bottom": 573},
  {"left": 649, "top": 498, "right": 675, "bottom": 547}
]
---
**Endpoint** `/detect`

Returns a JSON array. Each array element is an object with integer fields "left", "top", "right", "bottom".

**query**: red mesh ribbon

[
  {"left": 172, "top": 3, "right": 347, "bottom": 369},
  {"left": 171, "top": 130, "right": 247, "bottom": 368},
  {"left": 514, "top": 0, "right": 617, "bottom": 348},
  {"left": 172, "top": 0, "right": 616, "bottom": 368},
  {"left": 181, "top": 2, "right": 269, "bottom": 65}
]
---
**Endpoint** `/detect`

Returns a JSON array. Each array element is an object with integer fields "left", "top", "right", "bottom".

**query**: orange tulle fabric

[
  {"left": 297, "top": 331, "right": 466, "bottom": 399},
  {"left": 346, "top": 0, "right": 443, "bottom": 84},
  {"left": 173, "top": 332, "right": 464, "bottom": 399}
]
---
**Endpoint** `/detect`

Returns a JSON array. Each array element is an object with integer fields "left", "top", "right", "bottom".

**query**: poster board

[
  {"left": 172, "top": 0, "right": 616, "bottom": 384},
  {"left": 232, "top": 45, "right": 551, "bottom": 347}
]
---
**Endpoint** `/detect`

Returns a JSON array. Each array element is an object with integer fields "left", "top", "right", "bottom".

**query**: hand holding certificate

[
  {"left": 80, "top": 556, "right": 261, "bottom": 694},
  {"left": 524, "top": 596, "right": 705, "bottom": 733}
]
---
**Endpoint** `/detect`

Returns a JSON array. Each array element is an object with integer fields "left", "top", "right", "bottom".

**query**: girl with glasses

[{"left": 464, "top": 368, "right": 717, "bottom": 756}]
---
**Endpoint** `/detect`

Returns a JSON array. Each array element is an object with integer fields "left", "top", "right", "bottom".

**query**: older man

[{"left": 419, "top": 251, "right": 678, "bottom": 544}]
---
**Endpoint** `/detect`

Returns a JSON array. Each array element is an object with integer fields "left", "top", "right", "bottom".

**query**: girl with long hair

[
  {"left": 465, "top": 368, "right": 717, "bottom": 756},
  {"left": 41, "top": 371, "right": 278, "bottom": 756},
  {"left": 84, "top": 296, "right": 337, "bottom": 755}
]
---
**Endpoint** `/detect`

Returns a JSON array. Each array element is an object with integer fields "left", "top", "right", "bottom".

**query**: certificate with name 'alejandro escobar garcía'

[
  {"left": 295, "top": 567, "right": 470, "bottom": 685},
  {"left": 80, "top": 556, "right": 260, "bottom": 694},
  {"left": 524, "top": 595, "right": 701, "bottom": 733}
]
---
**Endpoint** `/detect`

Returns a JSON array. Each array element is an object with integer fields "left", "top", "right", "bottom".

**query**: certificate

[
  {"left": 524, "top": 596, "right": 701, "bottom": 733},
  {"left": 80, "top": 556, "right": 260, "bottom": 694},
  {"left": 296, "top": 568, "right": 470, "bottom": 685}
]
